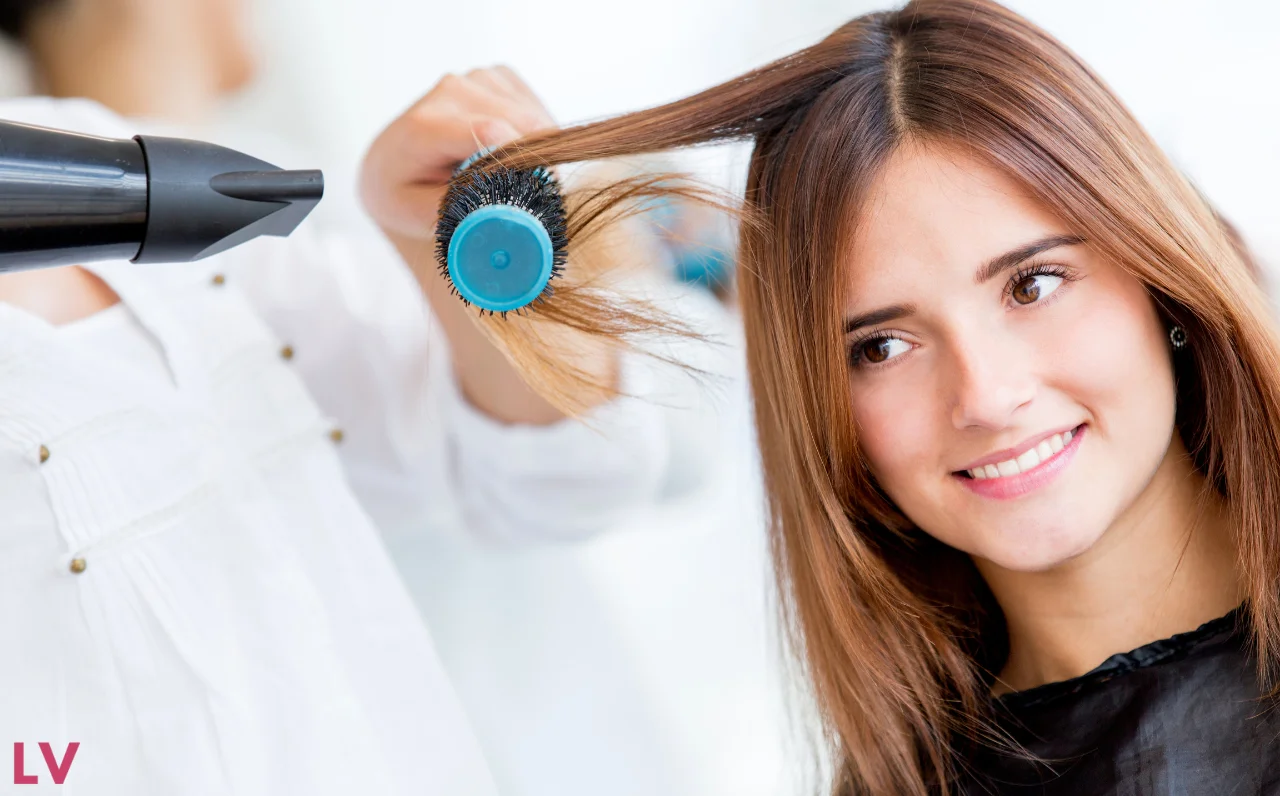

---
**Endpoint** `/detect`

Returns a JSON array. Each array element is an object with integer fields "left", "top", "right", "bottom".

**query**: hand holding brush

[{"left": 358, "top": 67, "right": 620, "bottom": 424}]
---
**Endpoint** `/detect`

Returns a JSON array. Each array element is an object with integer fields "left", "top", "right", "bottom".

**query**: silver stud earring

[{"left": 1169, "top": 326, "right": 1187, "bottom": 350}]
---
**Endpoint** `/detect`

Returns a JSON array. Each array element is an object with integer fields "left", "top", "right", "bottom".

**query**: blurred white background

[{"left": 4, "top": 1, "right": 1276, "bottom": 794}]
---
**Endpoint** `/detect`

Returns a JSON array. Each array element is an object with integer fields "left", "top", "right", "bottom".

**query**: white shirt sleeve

[
  {"left": 0, "top": 92, "right": 740, "bottom": 543},
  {"left": 222, "top": 221, "right": 740, "bottom": 544}
]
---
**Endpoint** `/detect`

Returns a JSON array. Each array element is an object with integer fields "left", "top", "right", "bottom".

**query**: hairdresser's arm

[
  {"left": 236, "top": 68, "right": 737, "bottom": 542},
  {"left": 227, "top": 220, "right": 736, "bottom": 543},
  {"left": 359, "top": 67, "right": 617, "bottom": 426}
]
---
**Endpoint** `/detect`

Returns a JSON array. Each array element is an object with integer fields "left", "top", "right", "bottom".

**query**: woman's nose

[{"left": 947, "top": 333, "right": 1037, "bottom": 430}]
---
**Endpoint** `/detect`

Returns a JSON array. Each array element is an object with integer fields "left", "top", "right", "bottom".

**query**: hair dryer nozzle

[
  {"left": 133, "top": 135, "right": 324, "bottom": 263},
  {"left": 210, "top": 169, "right": 325, "bottom": 203}
]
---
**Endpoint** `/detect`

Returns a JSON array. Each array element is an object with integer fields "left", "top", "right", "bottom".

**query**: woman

[
  {"left": 0, "top": 0, "right": 254, "bottom": 122},
  {"left": 1, "top": 5, "right": 758, "bottom": 795},
  {"left": 474, "top": 0, "right": 1280, "bottom": 792},
  {"left": 0, "top": 3, "right": 730, "bottom": 796}
]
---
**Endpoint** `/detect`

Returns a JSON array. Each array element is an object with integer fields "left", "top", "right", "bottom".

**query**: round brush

[{"left": 434, "top": 151, "right": 568, "bottom": 314}]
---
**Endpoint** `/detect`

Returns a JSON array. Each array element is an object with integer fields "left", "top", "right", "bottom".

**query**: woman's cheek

[
  {"left": 850, "top": 373, "right": 939, "bottom": 493},
  {"left": 1041, "top": 281, "right": 1168, "bottom": 417}
]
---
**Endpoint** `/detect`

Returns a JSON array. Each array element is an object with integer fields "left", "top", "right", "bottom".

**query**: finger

[
  {"left": 491, "top": 65, "right": 541, "bottom": 105},
  {"left": 380, "top": 113, "right": 504, "bottom": 234},
  {"left": 378, "top": 111, "right": 521, "bottom": 185},
  {"left": 417, "top": 74, "right": 512, "bottom": 124},
  {"left": 472, "top": 117, "right": 523, "bottom": 151},
  {"left": 416, "top": 73, "right": 546, "bottom": 136},
  {"left": 494, "top": 66, "right": 556, "bottom": 130},
  {"left": 465, "top": 67, "right": 523, "bottom": 102},
  {"left": 475, "top": 65, "right": 555, "bottom": 130}
]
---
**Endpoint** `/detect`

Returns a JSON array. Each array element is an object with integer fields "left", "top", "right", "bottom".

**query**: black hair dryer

[{"left": 0, "top": 119, "right": 323, "bottom": 273}]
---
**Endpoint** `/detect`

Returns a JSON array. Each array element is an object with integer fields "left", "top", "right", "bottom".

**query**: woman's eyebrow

[
  {"left": 842, "top": 235, "right": 1084, "bottom": 335},
  {"left": 844, "top": 304, "right": 915, "bottom": 335},
  {"left": 973, "top": 234, "right": 1086, "bottom": 284}
]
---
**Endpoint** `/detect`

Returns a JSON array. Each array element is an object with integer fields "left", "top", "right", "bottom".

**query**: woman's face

[
  {"left": 181, "top": 0, "right": 256, "bottom": 94},
  {"left": 843, "top": 143, "right": 1177, "bottom": 573},
  {"left": 98, "top": 0, "right": 257, "bottom": 95}
]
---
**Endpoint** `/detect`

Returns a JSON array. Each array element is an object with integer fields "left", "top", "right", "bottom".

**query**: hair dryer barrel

[
  {"left": 0, "top": 121, "right": 149, "bottom": 271},
  {"left": 0, "top": 119, "right": 323, "bottom": 273}
]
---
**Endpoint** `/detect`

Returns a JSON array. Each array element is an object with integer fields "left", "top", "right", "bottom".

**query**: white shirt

[{"left": 0, "top": 97, "right": 731, "bottom": 795}]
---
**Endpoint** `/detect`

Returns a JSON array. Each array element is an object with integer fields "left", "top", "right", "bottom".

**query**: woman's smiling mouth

[{"left": 954, "top": 424, "right": 1087, "bottom": 500}]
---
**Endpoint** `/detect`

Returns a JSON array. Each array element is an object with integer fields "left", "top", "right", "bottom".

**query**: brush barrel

[{"left": 446, "top": 204, "right": 555, "bottom": 312}]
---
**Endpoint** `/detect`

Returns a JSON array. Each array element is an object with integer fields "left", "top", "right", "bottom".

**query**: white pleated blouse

[{"left": 0, "top": 97, "right": 725, "bottom": 795}]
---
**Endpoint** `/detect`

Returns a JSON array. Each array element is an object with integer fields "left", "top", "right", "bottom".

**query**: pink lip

[
  {"left": 956, "top": 424, "right": 1086, "bottom": 501},
  {"left": 957, "top": 424, "right": 1082, "bottom": 472}
]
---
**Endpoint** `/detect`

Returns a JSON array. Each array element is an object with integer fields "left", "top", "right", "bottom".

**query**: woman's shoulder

[
  {"left": 956, "top": 606, "right": 1278, "bottom": 794},
  {"left": 995, "top": 606, "right": 1245, "bottom": 712}
]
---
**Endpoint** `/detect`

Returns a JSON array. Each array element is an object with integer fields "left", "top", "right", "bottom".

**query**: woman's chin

[{"left": 971, "top": 521, "right": 1106, "bottom": 574}]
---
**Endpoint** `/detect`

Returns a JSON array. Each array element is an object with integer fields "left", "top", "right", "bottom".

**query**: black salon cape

[{"left": 955, "top": 607, "right": 1280, "bottom": 795}]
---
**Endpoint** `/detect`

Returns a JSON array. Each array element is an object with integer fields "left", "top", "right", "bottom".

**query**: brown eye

[
  {"left": 863, "top": 339, "right": 892, "bottom": 363},
  {"left": 1010, "top": 272, "right": 1065, "bottom": 306},
  {"left": 1012, "top": 275, "right": 1041, "bottom": 305},
  {"left": 852, "top": 336, "right": 910, "bottom": 367}
]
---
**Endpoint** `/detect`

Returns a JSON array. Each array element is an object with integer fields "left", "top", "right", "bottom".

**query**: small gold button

[
  {"left": 329, "top": 428, "right": 345, "bottom": 444},
  {"left": 280, "top": 345, "right": 295, "bottom": 361},
  {"left": 69, "top": 558, "right": 87, "bottom": 574},
  {"left": 38, "top": 445, "right": 50, "bottom": 464},
  {"left": 211, "top": 273, "right": 226, "bottom": 286}
]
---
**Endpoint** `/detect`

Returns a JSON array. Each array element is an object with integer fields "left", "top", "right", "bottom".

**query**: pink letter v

[{"left": 39, "top": 743, "right": 79, "bottom": 785}]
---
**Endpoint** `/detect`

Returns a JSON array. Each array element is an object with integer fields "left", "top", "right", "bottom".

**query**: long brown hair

[{"left": 470, "top": 0, "right": 1280, "bottom": 791}]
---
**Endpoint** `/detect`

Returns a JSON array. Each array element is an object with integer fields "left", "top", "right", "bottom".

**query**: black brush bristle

[{"left": 434, "top": 163, "right": 568, "bottom": 314}]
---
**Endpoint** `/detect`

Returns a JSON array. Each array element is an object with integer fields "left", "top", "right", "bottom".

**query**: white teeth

[
  {"left": 996, "top": 459, "right": 1020, "bottom": 477},
  {"left": 965, "top": 429, "right": 1078, "bottom": 481}
]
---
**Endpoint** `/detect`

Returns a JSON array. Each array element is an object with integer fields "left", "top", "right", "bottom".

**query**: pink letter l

[{"left": 13, "top": 743, "right": 37, "bottom": 784}]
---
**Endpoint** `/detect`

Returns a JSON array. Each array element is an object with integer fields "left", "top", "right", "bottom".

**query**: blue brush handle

[
  {"left": 447, "top": 203, "right": 555, "bottom": 313},
  {"left": 446, "top": 149, "right": 558, "bottom": 313}
]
